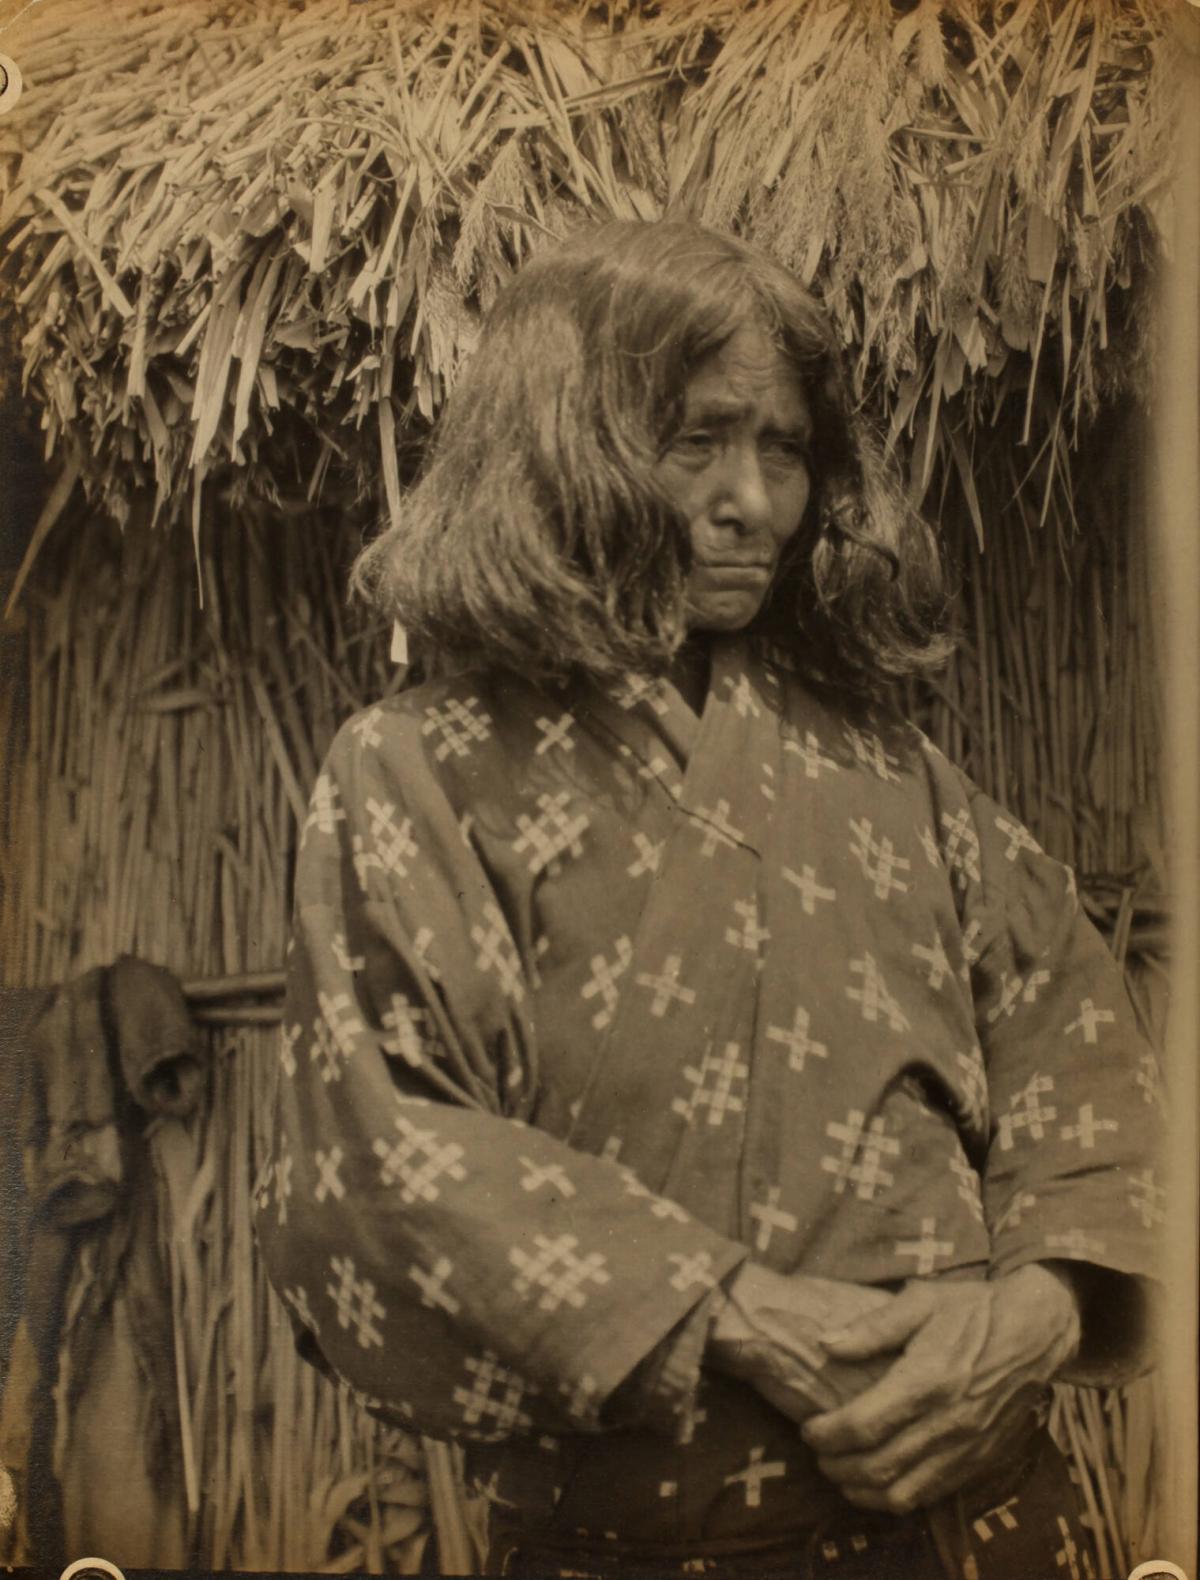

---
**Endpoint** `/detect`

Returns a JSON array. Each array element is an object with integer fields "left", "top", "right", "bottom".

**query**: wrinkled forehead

[{"left": 679, "top": 323, "right": 813, "bottom": 428}]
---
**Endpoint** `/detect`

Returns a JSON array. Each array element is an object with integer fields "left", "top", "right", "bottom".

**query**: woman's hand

[
  {"left": 708, "top": 1262, "right": 897, "bottom": 1421},
  {"left": 801, "top": 1264, "right": 1081, "bottom": 1514}
]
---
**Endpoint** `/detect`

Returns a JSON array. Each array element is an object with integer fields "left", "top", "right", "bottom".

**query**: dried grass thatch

[{"left": 0, "top": 0, "right": 1179, "bottom": 572}]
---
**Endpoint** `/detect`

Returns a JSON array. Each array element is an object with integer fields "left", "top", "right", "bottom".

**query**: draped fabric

[{"left": 255, "top": 637, "right": 1161, "bottom": 1550}]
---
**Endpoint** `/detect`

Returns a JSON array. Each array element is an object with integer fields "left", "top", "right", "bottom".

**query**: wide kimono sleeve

[
  {"left": 253, "top": 707, "right": 748, "bottom": 1444},
  {"left": 947, "top": 770, "right": 1165, "bottom": 1334}
]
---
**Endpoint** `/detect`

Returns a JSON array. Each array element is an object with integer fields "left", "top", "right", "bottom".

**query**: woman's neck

[{"left": 668, "top": 637, "right": 713, "bottom": 716}]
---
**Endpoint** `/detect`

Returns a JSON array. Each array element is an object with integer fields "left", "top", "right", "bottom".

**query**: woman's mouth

[{"left": 692, "top": 563, "right": 773, "bottom": 588}]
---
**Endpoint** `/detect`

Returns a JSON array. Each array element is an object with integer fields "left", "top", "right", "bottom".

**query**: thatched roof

[{"left": 0, "top": 0, "right": 1177, "bottom": 571}]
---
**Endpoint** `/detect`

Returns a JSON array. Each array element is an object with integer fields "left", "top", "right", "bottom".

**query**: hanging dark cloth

[{"left": 0, "top": 957, "right": 207, "bottom": 1568}]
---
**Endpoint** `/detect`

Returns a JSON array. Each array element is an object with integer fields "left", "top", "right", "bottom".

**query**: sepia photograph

[{"left": 0, "top": 2, "right": 1196, "bottom": 1576}]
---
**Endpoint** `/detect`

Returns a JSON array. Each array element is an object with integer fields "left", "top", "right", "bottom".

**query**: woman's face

[{"left": 655, "top": 323, "right": 813, "bottom": 634}]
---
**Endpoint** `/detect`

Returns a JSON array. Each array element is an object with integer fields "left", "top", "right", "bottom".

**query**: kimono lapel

[{"left": 565, "top": 640, "right": 783, "bottom": 1237}]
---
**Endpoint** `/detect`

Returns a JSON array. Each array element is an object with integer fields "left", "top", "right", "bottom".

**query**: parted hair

[{"left": 352, "top": 220, "right": 951, "bottom": 700}]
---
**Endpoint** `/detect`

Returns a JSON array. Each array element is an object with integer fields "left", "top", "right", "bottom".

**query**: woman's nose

[{"left": 710, "top": 443, "right": 771, "bottom": 532}]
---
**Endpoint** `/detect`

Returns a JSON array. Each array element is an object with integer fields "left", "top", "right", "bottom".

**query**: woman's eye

[
  {"left": 670, "top": 430, "right": 716, "bottom": 460},
  {"left": 762, "top": 435, "right": 809, "bottom": 465}
]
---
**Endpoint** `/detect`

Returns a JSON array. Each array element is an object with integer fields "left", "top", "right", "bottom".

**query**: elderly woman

[{"left": 255, "top": 222, "right": 1159, "bottom": 1577}]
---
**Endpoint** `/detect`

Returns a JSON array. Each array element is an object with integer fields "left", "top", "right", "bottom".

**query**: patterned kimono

[{"left": 255, "top": 636, "right": 1161, "bottom": 1572}]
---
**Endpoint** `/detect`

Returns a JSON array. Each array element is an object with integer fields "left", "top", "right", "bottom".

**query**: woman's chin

[{"left": 684, "top": 591, "right": 766, "bottom": 634}]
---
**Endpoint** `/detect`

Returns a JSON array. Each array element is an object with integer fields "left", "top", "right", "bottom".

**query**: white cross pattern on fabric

[
  {"left": 472, "top": 902, "right": 525, "bottom": 1001},
  {"left": 1128, "top": 1167, "right": 1166, "bottom": 1229},
  {"left": 635, "top": 953, "right": 697, "bottom": 1017},
  {"left": 783, "top": 726, "right": 839, "bottom": 780},
  {"left": 610, "top": 673, "right": 669, "bottom": 714},
  {"left": 724, "top": 1446, "right": 786, "bottom": 1508},
  {"left": 422, "top": 695, "right": 493, "bottom": 761},
  {"left": 781, "top": 863, "right": 837, "bottom": 914},
  {"left": 940, "top": 809, "right": 982, "bottom": 885},
  {"left": 845, "top": 954, "right": 911, "bottom": 1032},
  {"left": 627, "top": 832, "right": 663, "bottom": 877},
  {"left": 366, "top": 797, "right": 418, "bottom": 876},
  {"left": 912, "top": 931, "right": 952, "bottom": 989},
  {"left": 749, "top": 1185, "right": 799, "bottom": 1251},
  {"left": 322, "top": 991, "right": 364, "bottom": 1060},
  {"left": 760, "top": 763, "right": 775, "bottom": 802},
  {"left": 509, "top": 1233, "right": 611, "bottom": 1312},
  {"left": 637, "top": 754, "right": 680, "bottom": 798},
  {"left": 994, "top": 815, "right": 1042, "bottom": 862},
  {"left": 1045, "top": 1228, "right": 1107, "bottom": 1260},
  {"left": 411, "top": 925, "right": 441, "bottom": 982},
  {"left": 278, "top": 1022, "right": 301, "bottom": 1077},
  {"left": 282, "top": 1283, "right": 319, "bottom": 1335},
  {"left": 822, "top": 1110, "right": 901, "bottom": 1200},
  {"left": 843, "top": 724, "right": 901, "bottom": 782},
  {"left": 302, "top": 772, "right": 346, "bottom": 845},
  {"left": 993, "top": 1191, "right": 1038, "bottom": 1233},
  {"left": 672, "top": 1042, "right": 749, "bottom": 1128},
  {"left": 618, "top": 1167, "right": 690, "bottom": 1221},
  {"left": 1136, "top": 1052, "right": 1164, "bottom": 1107},
  {"left": 675, "top": 1403, "right": 708, "bottom": 1447},
  {"left": 722, "top": 670, "right": 761, "bottom": 718},
  {"left": 314, "top": 1145, "right": 346, "bottom": 1202},
  {"left": 559, "top": 1374, "right": 598, "bottom": 1420},
  {"left": 996, "top": 1074, "right": 1056, "bottom": 1150},
  {"left": 409, "top": 1256, "right": 461, "bottom": 1315},
  {"left": 1060, "top": 1103, "right": 1119, "bottom": 1150},
  {"left": 848, "top": 817, "right": 911, "bottom": 900},
  {"left": 454, "top": 1351, "right": 534, "bottom": 1434},
  {"left": 373, "top": 1113, "right": 467, "bottom": 1203},
  {"left": 534, "top": 712, "right": 576, "bottom": 755},
  {"left": 310, "top": 991, "right": 364, "bottom": 1083},
  {"left": 724, "top": 897, "right": 770, "bottom": 956},
  {"left": 767, "top": 1006, "right": 829, "bottom": 1072},
  {"left": 1064, "top": 998, "right": 1116, "bottom": 1043},
  {"left": 601, "top": 1135, "right": 623, "bottom": 1163},
  {"left": 972, "top": 1498, "right": 1019, "bottom": 1542},
  {"left": 513, "top": 790, "right": 589, "bottom": 876},
  {"left": 309, "top": 1014, "right": 341, "bottom": 1084},
  {"left": 274, "top": 1151, "right": 293, "bottom": 1225},
  {"left": 667, "top": 1250, "right": 717, "bottom": 1292},
  {"left": 659, "top": 1481, "right": 678, "bottom": 1498},
  {"left": 532, "top": 933, "right": 551, "bottom": 981},
  {"left": 331, "top": 931, "right": 365, "bottom": 973},
  {"left": 519, "top": 1157, "right": 576, "bottom": 1197},
  {"left": 349, "top": 707, "right": 384, "bottom": 749},
  {"left": 960, "top": 920, "right": 984, "bottom": 972},
  {"left": 326, "top": 1255, "right": 386, "bottom": 1348},
  {"left": 382, "top": 993, "right": 437, "bottom": 1069},
  {"left": 949, "top": 1152, "right": 984, "bottom": 1221},
  {"left": 895, "top": 1217, "right": 955, "bottom": 1275},
  {"left": 986, "top": 968, "right": 1051, "bottom": 1023},
  {"left": 581, "top": 936, "right": 633, "bottom": 1030},
  {"left": 252, "top": 1162, "right": 273, "bottom": 1216},
  {"left": 918, "top": 825, "right": 942, "bottom": 867},
  {"left": 693, "top": 799, "right": 745, "bottom": 857},
  {"left": 352, "top": 834, "right": 384, "bottom": 893},
  {"left": 1054, "top": 1514, "right": 1082, "bottom": 1579}
]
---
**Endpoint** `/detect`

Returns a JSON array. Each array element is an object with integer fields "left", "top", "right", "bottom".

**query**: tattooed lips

[{"left": 693, "top": 563, "right": 774, "bottom": 588}]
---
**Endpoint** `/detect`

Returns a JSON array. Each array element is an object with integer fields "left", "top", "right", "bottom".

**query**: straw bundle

[
  {"left": 0, "top": 0, "right": 1178, "bottom": 565},
  {"left": 1, "top": 508, "right": 439, "bottom": 1572}
]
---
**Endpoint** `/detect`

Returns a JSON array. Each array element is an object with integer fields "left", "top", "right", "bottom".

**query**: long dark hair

[{"left": 353, "top": 219, "right": 951, "bottom": 700}]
